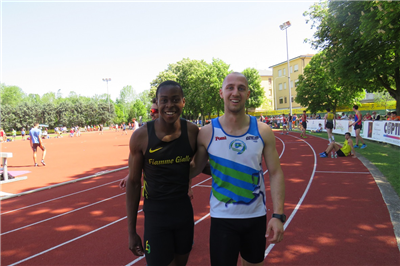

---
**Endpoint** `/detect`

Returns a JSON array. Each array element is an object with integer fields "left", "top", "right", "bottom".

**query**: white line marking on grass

[{"left": 265, "top": 134, "right": 317, "bottom": 258}]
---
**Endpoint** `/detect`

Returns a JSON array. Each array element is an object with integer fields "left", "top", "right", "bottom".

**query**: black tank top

[{"left": 143, "top": 118, "right": 194, "bottom": 200}]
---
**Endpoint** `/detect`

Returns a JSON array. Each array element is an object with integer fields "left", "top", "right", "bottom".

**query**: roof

[{"left": 269, "top": 54, "right": 315, "bottom": 68}]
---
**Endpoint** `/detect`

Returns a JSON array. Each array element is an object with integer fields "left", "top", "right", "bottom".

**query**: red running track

[{"left": 1, "top": 131, "right": 398, "bottom": 265}]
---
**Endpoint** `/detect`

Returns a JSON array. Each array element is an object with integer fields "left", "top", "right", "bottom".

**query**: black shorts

[
  {"left": 32, "top": 143, "right": 45, "bottom": 152},
  {"left": 354, "top": 123, "right": 362, "bottom": 130},
  {"left": 143, "top": 196, "right": 194, "bottom": 266},
  {"left": 302, "top": 121, "right": 307, "bottom": 129},
  {"left": 326, "top": 121, "right": 334, "bottom": 129},
  {"left": 210, "top": 215, "right": 267, "bottom": 265},
  {"left": 336, "top": 149, "right": 346, "bottom": 157}
]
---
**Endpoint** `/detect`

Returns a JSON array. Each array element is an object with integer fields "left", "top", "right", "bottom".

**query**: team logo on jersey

[
  {"left": 149, "top": 147, "right": 163, "bottom": 153},
  {"left": 215, "top": 136, "right": 227, "bottom": 141},
  {"left": 229, "top": 139, "right": 247, "bottom": 155},
  {"left": 246, "top": 136, "right": 259, "bottom": 141}
]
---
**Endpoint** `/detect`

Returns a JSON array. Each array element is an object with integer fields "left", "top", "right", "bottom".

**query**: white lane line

[
  {"left": 1, "top": 180, "right": 121, "bottom": 215},
  {"left": 315, "top": 171, "right": 370, "bottom": 174},
  {"left": 8, "top": 215, "right": 129, "bottom": 266},
  {"left": 1, "top": 193, "right": 125, "bottom": 236},
  {"left": 265, "top": 134, "right": 317, "bottom": 258},
  {"left": 0, "top": 166, "right": 129, "bottom": 201},
  {"left": 6, "top": 176, "right": 211, "bottom": 266}
]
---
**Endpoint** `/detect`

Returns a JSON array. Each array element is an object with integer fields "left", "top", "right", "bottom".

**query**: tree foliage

[
  {"left": 295, "top": 50, "right": 364, "bottom": 114},
  {"left": 304, "top": 0, "right": 400, "bottom": 113},
  {"left": 242, "top": 68, "right": 264, "bottom": 113}
]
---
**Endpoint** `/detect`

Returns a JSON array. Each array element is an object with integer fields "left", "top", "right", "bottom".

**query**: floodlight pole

[
  {"left": 280, "top": 21, "right": 292, "bottom": 116},
  {"left": 102, "top": 78, "right": 111, "bottom": 112}
]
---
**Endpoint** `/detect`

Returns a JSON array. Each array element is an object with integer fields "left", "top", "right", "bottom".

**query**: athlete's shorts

[
  {"left": 354, "top": 124, "right": 362, "bottom": 130},
  {"left": 143, "top": 195, "right": 194, "bottom": 266},
  {"left": 337, "top": 149, "right": 346, "bottom": 157},
  {"left": 32, "top": 143, "right": 45, "bottom": 152},
  {"left": 210, "top": 215, "right": 266, "bottom": 265},
  {"left": 326, "top": 121, "right": 334, "bottom": 129},
  {"left": 283, "top": 123, "right": 287, "bottom": 127},
  {"left": 302, "top": 121, "right": 307, "bottom": 130}
]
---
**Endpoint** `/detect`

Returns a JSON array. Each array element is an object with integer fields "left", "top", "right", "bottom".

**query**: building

[
  {"left": 258, "top": 69, "right": 274, "bottom": 111},
  {"left": 269, "top": 54, "right": 314, "bottom": 112}
]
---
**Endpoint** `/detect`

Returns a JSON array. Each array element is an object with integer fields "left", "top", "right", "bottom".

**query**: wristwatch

[{"left": 272, "top": 213, "right": 287, "bottom": 223}]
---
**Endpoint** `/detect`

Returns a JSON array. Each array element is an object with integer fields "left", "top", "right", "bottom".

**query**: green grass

[{"left": 303, "top": 130, "right": 400, "bottom": 197}]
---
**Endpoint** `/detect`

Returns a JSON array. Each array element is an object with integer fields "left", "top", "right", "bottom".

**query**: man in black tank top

[{"left": 126, "top": 81, "right": 199, "bottom": 266}]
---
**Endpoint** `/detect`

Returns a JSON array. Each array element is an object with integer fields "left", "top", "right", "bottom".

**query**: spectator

[
  {"left": 363, "top": 112, "right": 372, "bottom": 121},
  {"left": 386, "top": 112, "right": 392, "bottom": 120},
  {"left": 372, "top": 111, "right": 381, "bottom": 121},
  {"left": 341, "top": 112, "right": 348, "bottom": 119},
  {"left": 21, "top": 128, "right": 26, "bottom": 140},
  {"left": 29, "top": 122, "right": 46, "bottom": 167},
  {"left": 390, "top": 111, "right": 400, "bottom": 121},
  {"left": 0, "top": 128, "right": 6, "bottom": 142},
  {"left": 311, "top": 123, "right": 323, "bottom": 133},
  {"left": 12, "top": 128, "right": 16, "bottom": 141}
]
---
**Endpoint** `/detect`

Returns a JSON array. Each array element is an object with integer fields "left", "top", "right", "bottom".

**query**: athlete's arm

[
  {"left": 347, "top": 138, "right": 357, "bottom": 158},
  {"left": 324, "top": 114, "right": 327, "bottom": 129},
  {"left": 259, "top": 122, "right": 285, "bottom": 244},
  {"left": 190, "top": 124, "right": 212, "bottom": 179},
  {"left": 126, "top": 126, "right": 147, "bottom": 256}
]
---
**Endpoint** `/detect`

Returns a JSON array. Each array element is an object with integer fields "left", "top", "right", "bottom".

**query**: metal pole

[{"left": 286, "top": 28, "right": 292, "bottom": 116}]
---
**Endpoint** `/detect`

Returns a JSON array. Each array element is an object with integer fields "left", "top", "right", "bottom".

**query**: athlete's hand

[
  {"left": 119, "top": 175, "right": 128, "bottom": 189},
  {"left": 129, "top": 233, "right": 145, "bottom": 256},
  {"left": 266, "top": 218, "right": 284, "bottom": 244},
  {"left": 188, "top": 187, "right": 194, "bottom": 200}
]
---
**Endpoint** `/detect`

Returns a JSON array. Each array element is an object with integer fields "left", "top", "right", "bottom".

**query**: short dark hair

[
  {"left": 345, "top": 132, "right": 351, "bottom": 137},
  {"left": 392, "top": 111, "right": 397, "bottom": 115},
  {"left": 353, "top": 105, "right": 359, "bottom": 110},
  {"left": 156, "top": 80, "right": 183, "bottom": 98},
  {"left": 326, "top": 108, "right": 330, "bottom": 112}
]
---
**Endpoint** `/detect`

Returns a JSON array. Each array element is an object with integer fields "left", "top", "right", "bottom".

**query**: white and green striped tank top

[{"left": 207, "top": 116, "right": 267, "bottom": 219}]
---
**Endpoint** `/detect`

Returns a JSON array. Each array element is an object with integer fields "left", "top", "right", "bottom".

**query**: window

[
  {"left": 291, "top": 81, "right": 294, "bottom": 88},
  {"left": 279, "top": 97, "right": 283, "bottom": 104},
  {"left": 269, "top": 89, "right": 272, "bottom": 96},
  {"left": 284, "top": 83, "right": 287, "bottom": 90},
  {"left": 294, "top": 64, "right": 299, "bottom": 72},
  {"left": 278, "top": 69, "right": 282, "bottom": 77},
  {"left": 284, "top": 97, "right": 287, "bottom": 104},
  {"left": 279, "top": 83, "right": 282, "bottom": 90},
  {"left": 295, "top": 79, "right": 299, "bottom": 87},
  {"left": 291, "top": 96, "right": 294, "bottom": 102},
  {"left": 283, "top": 68, "right": 286, "bottom": 76},
  {"left": 290, "top": 66, "right": 293, "bottom": 73},
  {"left": 268, "top": 78, "right": 272, "bottom": 84}
]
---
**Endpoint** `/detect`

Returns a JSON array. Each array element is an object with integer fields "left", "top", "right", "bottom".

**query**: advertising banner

[{"left": 306, "top": 119, "right": 400, "bottom": 147}]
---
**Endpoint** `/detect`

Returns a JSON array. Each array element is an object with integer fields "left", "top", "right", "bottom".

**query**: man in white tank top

[{"left": 191, "top": 72, "right": 285, "bottom": 266}]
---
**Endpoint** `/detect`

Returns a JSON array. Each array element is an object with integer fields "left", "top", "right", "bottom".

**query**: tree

[
  {"left": 0, "top": 84, "right": 25, "bottom": 107},
  {"left": 295, "top": 51, "right": 364, "bottom": 114},
  {"left": 242, "top": 68, "right": 264, "bottom": 113},
  {"left": 304, "top": 0, "right": 400, "bottom": 114}
]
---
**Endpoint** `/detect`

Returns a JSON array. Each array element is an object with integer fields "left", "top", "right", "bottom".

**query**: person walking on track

[
  {"left": 29, "top": 122, "right": 46, "bottom": 167},
  {"left": 324, "top": 108, "right": 336, "bottom": 144},
  {"left": 190, "top": 72, "right": 286, "bottom": 266},
  {"left": 126, "top": 81, "right": 199, "bottom": 266}
]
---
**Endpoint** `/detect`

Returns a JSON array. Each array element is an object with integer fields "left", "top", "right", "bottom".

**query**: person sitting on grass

[
  {"left": 311, "top": 123, "right": 323, "bottom": 133},
  {"left": 319, "top": 132, "right": 356, "bottom": 158}
]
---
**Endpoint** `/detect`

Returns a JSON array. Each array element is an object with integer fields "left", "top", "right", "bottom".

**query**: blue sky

[{"left": 2, "top": 0, "right": 319, "bottom": 101}]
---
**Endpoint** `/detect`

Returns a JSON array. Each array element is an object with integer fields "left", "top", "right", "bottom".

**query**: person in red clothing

[{"left": 281, "top": 114, "right": 288, "bottom": 135}]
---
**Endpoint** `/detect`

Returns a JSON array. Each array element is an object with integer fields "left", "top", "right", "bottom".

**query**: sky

[{"left": 1, "top": 0, "right": 319, "bottom": 101}]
